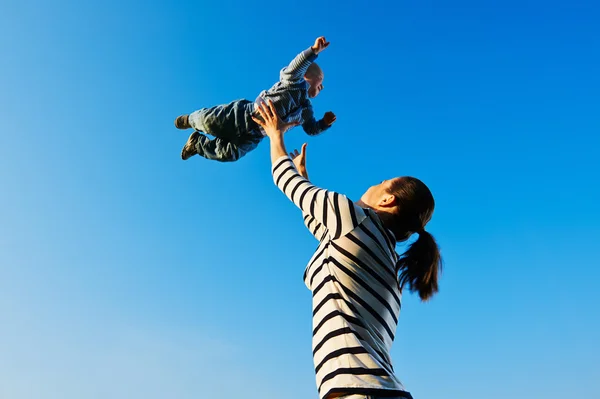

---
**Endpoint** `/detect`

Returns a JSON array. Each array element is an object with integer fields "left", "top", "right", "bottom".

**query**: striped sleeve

[
  {"left": 303, "top": 212, "right": 328, "bottom": 241},
  {"left": 279, "top": 47, "right": 318, "bottom": 84},
  {"left": 303, "top": 213, "right": 328, "bottom": 241},
  {"left": 272, "top": 156, "right": 367, "bottom": 240}
]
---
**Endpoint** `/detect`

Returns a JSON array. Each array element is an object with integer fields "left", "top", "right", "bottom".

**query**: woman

[{"left": 253, "top": 101, "right": 442, "bottom": 399}]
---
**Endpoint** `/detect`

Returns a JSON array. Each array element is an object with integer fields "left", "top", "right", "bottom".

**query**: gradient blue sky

[{"left": 1, "top": 1, "right": 599, "bottom": 398}]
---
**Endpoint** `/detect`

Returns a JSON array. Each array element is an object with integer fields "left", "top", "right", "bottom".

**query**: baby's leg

[
  {"left": 188, "top": 108, "right": 213, "bottom": 134},
  {"left": 192, "top": 133, "right": 259, "bottom": 162},
  {"left": 187, "top": 100, "right": 248, "bottom": 140}
]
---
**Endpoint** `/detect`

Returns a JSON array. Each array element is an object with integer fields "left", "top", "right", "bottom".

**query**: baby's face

[{"left": 308, "top": 75, "right": 324, "bottom": 98}]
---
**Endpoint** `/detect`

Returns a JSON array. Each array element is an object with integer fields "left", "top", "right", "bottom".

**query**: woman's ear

[{"left": 378, "top": 193, "right": 397, "bottom": 208}]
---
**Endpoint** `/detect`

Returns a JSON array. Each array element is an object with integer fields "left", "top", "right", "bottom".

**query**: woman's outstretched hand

[
  {"left": 254, "top": 99, "right": 300, "bottom": 163},
  {"left": 252, "top": 100, "right": 300, "bottom": 139},
  {"left": 289, "top": 143, "right": 308, "bottom": 179}
]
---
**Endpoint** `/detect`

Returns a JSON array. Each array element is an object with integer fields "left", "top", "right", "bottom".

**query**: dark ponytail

[
  {"left": 387, "top": 177, "right": 443, "bottom": 301},
  {"left": 397, "top": 230, "right": 442, "bottom": 301}
]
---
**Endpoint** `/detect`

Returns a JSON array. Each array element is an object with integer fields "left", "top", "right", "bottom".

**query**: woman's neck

[{"left": 356, "top": 200, "right": 395, "bottom": 228}]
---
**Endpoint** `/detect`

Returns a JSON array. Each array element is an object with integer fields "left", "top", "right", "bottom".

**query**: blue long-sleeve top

[{"left": 255, "top": 47, "right": 331, "bottom": 136}]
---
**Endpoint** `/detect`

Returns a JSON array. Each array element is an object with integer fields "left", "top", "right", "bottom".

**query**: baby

[{"left": 176, "top": 37, "right": 336, "bottom": 162}]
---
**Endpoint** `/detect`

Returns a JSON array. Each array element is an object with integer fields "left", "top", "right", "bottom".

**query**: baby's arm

[
  {"left": 301, "top": 104, "right": 334, "bottom": 136},
  {"left": 279, "top": 37, "right": 330, "bottom": 84},
  {"left": 279, "top": 48, "right": 317, "bottom": 84}
]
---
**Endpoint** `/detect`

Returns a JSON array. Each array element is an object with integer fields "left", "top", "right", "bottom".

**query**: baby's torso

[{"left": 255, "top": 81, "right": 310, "bottom": 125}]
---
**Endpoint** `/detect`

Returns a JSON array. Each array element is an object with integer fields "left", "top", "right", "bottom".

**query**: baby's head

[{"left": 305, "top": 63, "right": 324, "bottom": 98}]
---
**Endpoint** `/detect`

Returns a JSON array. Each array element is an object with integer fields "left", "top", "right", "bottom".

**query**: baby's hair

[{"left": 305, "top": 63, "right": 323, "bottom": 79}]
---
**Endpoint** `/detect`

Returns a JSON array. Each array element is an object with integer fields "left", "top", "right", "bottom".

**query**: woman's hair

[{"left": 387, "top": 177, "right": 442, "bottom": 301}]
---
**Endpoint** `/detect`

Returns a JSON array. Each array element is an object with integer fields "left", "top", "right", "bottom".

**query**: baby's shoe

[
  {"left": 181, "top": 131, "right": 200, "bottom": 160},
  {"left": 174, "top": 114, "right": 191, "bottom": 129}
]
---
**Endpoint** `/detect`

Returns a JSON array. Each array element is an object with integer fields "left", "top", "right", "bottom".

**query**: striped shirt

[
  {"left": 255, "top": 47, "right": 330, "bottom": 136},
  {"left": 272, "top": 157, "right": 413, "bottom": 399}
]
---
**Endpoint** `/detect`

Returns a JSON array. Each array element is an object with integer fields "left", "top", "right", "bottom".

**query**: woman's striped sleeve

[
  {"left": 272, "top": 156, "right": 366, "bottom": 240},
  {"left": 303, "top": 212, "right": 328, "bottom": 241}
]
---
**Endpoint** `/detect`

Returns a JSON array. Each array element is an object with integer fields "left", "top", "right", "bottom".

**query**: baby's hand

[
  {"left": 323, "top": 111, "right": 337, "bottom": 126},
  {"left": 312, "top": 37, "right": 330, "bottom": 54}
]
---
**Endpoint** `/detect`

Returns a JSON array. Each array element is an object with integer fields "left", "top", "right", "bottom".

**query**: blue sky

[{"left": 1, "top": 0, "right": 599, "bottom": 398}]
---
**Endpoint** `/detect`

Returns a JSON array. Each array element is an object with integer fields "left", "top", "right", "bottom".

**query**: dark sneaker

[
  {"left": 181, "top": 131, "right": 200, "bottom": 160},
  {"left": 174, "top": 114, "right": 191, "bottom": 129}
]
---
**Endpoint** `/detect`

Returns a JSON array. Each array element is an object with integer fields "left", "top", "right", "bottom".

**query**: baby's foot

[
  {"left": 181, "top": 131, "right": 200, "bottom": 160},
  {"left": 174, "top": 114, "right": 191, "bottom": 129}
]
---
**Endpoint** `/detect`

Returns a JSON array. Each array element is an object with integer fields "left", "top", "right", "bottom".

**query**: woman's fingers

[
  {"left": 267, "top": 100, "right": 278, "bottom": 121},
  {"left": 251, "top": 116, "right": 264, "bottom": 127},
  {"left": 255, "top": 99, "right": 300, "bottom": 136},
  {"left": 256, "top": 102, "right": 271, "bottom": 122},
  {"left": 257, "top": 102, "right": 269, "bottom": 120},
  {"left": 256, "top": 100, "right": 276, "bottom": 124},
  {"left": 282, "top": 121, "right": 300, "bottom": 131}
]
